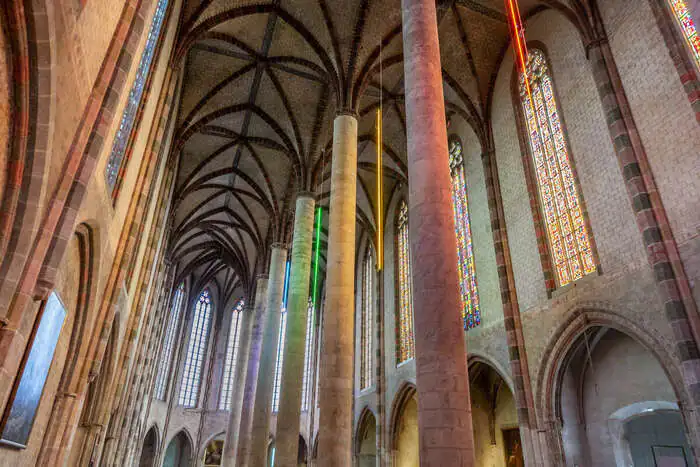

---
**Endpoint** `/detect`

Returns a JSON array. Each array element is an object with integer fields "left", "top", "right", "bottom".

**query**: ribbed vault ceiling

[{"left": 168, "top": 0, "right": 577, "bottom": 304}]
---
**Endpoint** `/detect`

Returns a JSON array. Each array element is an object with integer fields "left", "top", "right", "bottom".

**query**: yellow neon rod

[{"left": 376, "top": 107, "right": 383, "bottom": 271}]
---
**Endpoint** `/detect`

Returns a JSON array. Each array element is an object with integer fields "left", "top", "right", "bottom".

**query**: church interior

[{"left": 0, "top": 0, "right": 699, "bottom": 465}]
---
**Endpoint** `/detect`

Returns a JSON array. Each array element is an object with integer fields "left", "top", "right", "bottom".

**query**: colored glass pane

[
  {"left": 154, "top": 283, "right": 184, "bottom": 400},
  {"left": 396, "top": 201, "right": 415, "bottom": 364},
  {"left": 219, "top": 299, "right": 245, "bottom": 410},
  {"left": 105, "top": 0, "right": 169, "bottom": 192},
  {"left": 179, "top": 289, "right": 212, "bottom": 407},
  {"left": 519, "top": 49, "right": 596, "bottom": 287},
  {"left": 361, "top": 248, "right": 374, "bottom": 389},
  {"left": 448, "top": 138, "right": 481, "bottom": 330},
  {"left": 669, "top": 0, "right": 700, "bottom": 68},
  {"left": 271, "top": 309, "right": 287, "bottom": 412}
]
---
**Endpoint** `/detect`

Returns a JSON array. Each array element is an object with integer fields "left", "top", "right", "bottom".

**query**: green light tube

[{"left": 312, "top": 206, "right": 322, "bottom": 308}]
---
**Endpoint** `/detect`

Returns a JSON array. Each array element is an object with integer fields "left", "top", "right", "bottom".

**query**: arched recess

[
  {"left": 163, "top": 430, "right": 194, "bottom": 467},
  {"left": 298, "top": 434, "right": 308, "bottom": 466},
  {"left": 0, "top": 0, "right": 54, "bottom": 267},
  {"left": 389, "top": 382, "right": 418, "bottom": 467},
  {"left": 468, "top": 357, "right": 523, "bottom": 467},
  {"left": 138, "top": 425, "right": 159, "bottom": 467},
  {"left": 537, "top": 307, "right": 696, "bottom": 466},
  {"left": 355, "top": 407, "right": 377, "bottom": 467},
  {"left": 37, "top": 223, "right": 99, "bottom": 465},
  {"left": 201, "top": 431, "right": 224, "bottom": 466}
]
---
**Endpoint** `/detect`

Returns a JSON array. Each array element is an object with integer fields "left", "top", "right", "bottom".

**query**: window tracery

[
  {"left": 396, "top": 201, "right": 415, "bottom": 364},
  {"left": 219, "top": 298, "right": 245, "bottom": 411},
  {"left": 668, "top": 0, "right": 700, "bottom": 69},
  {"left": 519, "top": 49, "right": 596, "bottom": 287},
  {"left": 361, "top": 247, "right": 374, "bottom": 389},
  {"left": 301, "top": 298, "right": 315, "bottom": 411},
  {"left": 448, "top": 138, "right": 481, "bottom": 329},
  {"left": 154, "top": 282, "right": 184, "bottom": 400},
  {"left": 179, "top": 289, "right": 212, "bottom": 407}
]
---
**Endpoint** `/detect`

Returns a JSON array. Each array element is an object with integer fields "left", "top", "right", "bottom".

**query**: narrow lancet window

[
  {"left": 301, "top": 298, "right": 315, "bottom": 411},
  {"left": 520, "top": 49, "right": 596, "bottom": 287},
  {"left": 396, "top": 201, "right": 415, "bottom": 364},
  {"left": 154, "top": 283, "right": 185, "bottom": 400},
  {"left": 179, "top": 289, "right": 212, "bottom": 407},
  {"left": 105, "top": 0, "right": 169, "bottom": 193},
  {"left": 219, "top": 299, "right": 245, "bottom": 410},
  {"left": 361, "top": 247, "right": 374, "bottom": 389},
  {"left": 449, "top": 138, "right": 481, "bottom": 329},
  {"left": 271, "top": 309, "right": 287, "bottom": 412}
]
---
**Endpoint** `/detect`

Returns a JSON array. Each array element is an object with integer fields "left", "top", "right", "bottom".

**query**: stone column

[
  {"left": 248, "top": 245, "right": 288, "bottom": 467},
  {"left": 275, "top": 193, "right": 316, "bottom": 466},
  {"left": 223, "top": 275, "right": 268, "bottom": 466},
  {"left": 402, "top": 0, "right": 476, "bottom": 465},
  {"left": 317, "top": 113, "right": 358, "bottom": 467}
]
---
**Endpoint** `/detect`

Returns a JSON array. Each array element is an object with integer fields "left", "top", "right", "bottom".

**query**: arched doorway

[
  {"left": 550, "top": 326, "right": 693, "bottom": 465},
  {"left": 390, "top": 383, "right": 418, "bottom": 467},
  {"left": 163, "top": 431, "right": 192, "bottom": 467},
  {"left": 138, "top": 426, "right": 158, "bottom": 467},
  {"left": 298, "top": 435, "right": 308, "bottom": 466},
  {"left": 469, "top": 360, "right": 522, "bottom": 467},
  {"left": 355, "top": 408, "right": 377, "bottom": 467}
]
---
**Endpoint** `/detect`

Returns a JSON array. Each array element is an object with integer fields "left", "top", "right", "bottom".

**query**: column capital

[
  {"left": 296, "top": 190, "right": 317, "bottom": 201},
  {"left": 256, "top": 273, "right": 269, "bottom": 281},
  {"left": 335, "top": 109, "right": 358, "bottom": 119},
  {"left": 584, "top": 35, "right": 609, "bottom": 59},
  {"left": 271, "top": 242, "right": 288, "bottom": 250}
]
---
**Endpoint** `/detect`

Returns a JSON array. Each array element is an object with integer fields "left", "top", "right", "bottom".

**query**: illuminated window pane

[
  {"left": 360, "top": 248, "right": 374, "bottom": 389},
  {"left": 179, "top": 289, "right": 212, "bottom": 407},
  {"left": 219, "top": 299, "right": 245, "bottom": 411},
  {"left": 105, "top": 0, "right": 169, "bottom": 192},
  {"left": 396, "top": 201, "right": 415, "bottom": 364},
  {"left": 520, "top": 49, "right": 596, "bottom": 287},
  {"left": 448, "top": 139, "right": 481, "bottom": 330},
  {"left": 154, "top": 283, "right": 184, "bottom": 400},
  {"left": 301, "top": 298, "right": 315, "bottom": 411},
  {"left": 271, "top": 310, "right": 287, "bottom": 412},
  {"left": 668, "top": 0, "right": 700, "bottom": 68}
]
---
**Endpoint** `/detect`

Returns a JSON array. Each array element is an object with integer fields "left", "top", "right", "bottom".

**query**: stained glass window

[
  {"left": 105, "top": 0, "right": 169, "bottom": 192},
  {"left": 179, "top": 289, "right": 213, "bottom": 407},
  {"left": 361, "top": 247, "right": 374, "bottom": 389},
  {"left": 154, "top": 283, "right": 184, "bottom": 400},
  {"left": 519, "top": 49, "right": 596, "bottom": 287},
  {"left": 271, "top": 309, "right": 287, "bottom": 412},
  {"left": 396, "top": 201, "right": 415, "bottom": 364},
  {"left": 448, "top": 138, "right": 481, "bottom": 330},
  {"left": 219, "top": 299, "right": 245, "bottom": 410},
  {"left": 668, "top": 0, "right": 700, "bottom": 69},
  {"left": 301, "top": 298, "right": 315, "bottom": 411}
]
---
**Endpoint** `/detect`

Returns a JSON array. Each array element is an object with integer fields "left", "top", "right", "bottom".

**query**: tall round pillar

[
  {"left": 402, "top": 0, "right": 476, "bottom": 465},
  {"left": 317, "top": 113, "right": 358, "bottom": 467},
  {"left": 223, "top": 275, "right": 268, "bottom": 466},
  {"left": 275, "top": 194, "right": 316, "bottom": 465},
  {"left": 248, "top": 245, "right": 288, "bottom": 467}
]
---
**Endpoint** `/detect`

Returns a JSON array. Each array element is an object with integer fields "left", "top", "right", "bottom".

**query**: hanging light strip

[
  {"left": 376, "top": 41, "right": 384, "bottom": 271},
  {"left": 282, "top": 259, "right": 291, "bottom": 310},
  {"left": 505, "top": 0, "right": 532, "bottom": 101},
  {"left": 312, "top": 206, "right": 323, "bottom": 308}
]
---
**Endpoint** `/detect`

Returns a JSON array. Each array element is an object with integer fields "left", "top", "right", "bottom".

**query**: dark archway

[
  {"left": 355, "top": 407, "right": 377, "bottom": 467},
  {"left": 298, "top": 434, "right": 308, "bottom": 466},
  {"left": 138, "top": 426, "right": 159, "bottom": 467},
  {"left": 163, "top": 430, "right": 193, "bottom": 467}
]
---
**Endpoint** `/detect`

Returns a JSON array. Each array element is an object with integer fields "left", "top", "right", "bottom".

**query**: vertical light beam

[
  {"left": 312, "top": 206, "right": 322, "bottom": 308},
  {"left": 282, "top": 259, "right": 291, "bottom": 310},
  {"left": 376, "top": 107, "right": 383, "bottom": 271}
]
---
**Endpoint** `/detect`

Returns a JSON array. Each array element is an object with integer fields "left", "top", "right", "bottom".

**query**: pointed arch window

[
  {"left": 154, "top": 282, "right": 185, "bottom": 400},
  {"left": 361, "top": 247, "right": 374, "bottom": 389},
  {"left": 179, "top": 289, "right": 212, "bottom": 407},
  {"left": 301, "top": 298, "right": 315, "bottom": 411},
  {"left": 519, "top": 49, "right": 596, "bottom": 287},
  {"left": 396, "top": 201, "right": 415, "bottom": 364},
  {"left": 448, "top": 138, "right": 481, "bottom": 329},
  {"left": 271, "top": 309, "right": 287, "bottom": 412},
  {"left": 668, "top": 0, "right": 700, "bottom": 69},
  {"left": 219, "top": 298, "right": 245, "bottom": 410},
  {"left": 105, "top": 0, "right": 169, "bottom": 194}
]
